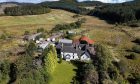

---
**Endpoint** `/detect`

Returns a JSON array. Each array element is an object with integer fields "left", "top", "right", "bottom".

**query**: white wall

[
  {"left": 80, "top": 54, "right": 90, "bottom": 61},
  {"left": 61, "top": 52, "right": 79, "bottom": 61}
]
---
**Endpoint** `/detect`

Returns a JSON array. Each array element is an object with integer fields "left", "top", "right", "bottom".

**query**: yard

[{"left": 51, "top": 61, "right": 77, "bottom": 84}]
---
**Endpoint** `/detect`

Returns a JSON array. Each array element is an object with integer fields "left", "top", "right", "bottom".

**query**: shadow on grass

[{"left": 70, "top": 60, "right": 86, "bottom": 84}]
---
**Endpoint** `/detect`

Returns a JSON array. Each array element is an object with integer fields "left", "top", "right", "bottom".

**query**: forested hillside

[
  {"left": 89, "top": 0, "right": 140, "bottom": 23},
  {"left": 40, "top": 1, "right": 91, "bottom": 15},
  {"left": 4, "top": 4, "right": 51, "bottom": 16},
  {"left": 3, "top": 0, "right": 104, "bottom": 16},
  {"left": 3, "top": 0, "right": 140, "bottom": 23}
]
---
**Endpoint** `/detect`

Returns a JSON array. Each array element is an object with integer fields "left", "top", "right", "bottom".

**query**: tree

[
  {"left": 4, "top": 4, "right": 51, "bottom": 16},
  {"left": 15, "top": 55, "right": 48, "bottom": 84},
  {"left": 107, "top": 65, "right": 119, "bottom": 80},
  {"left": 50, "top": 45, "right": 58, "bottom": 66},
  {"left": 0, "top": 60, "right": 10, "bottom": 84},
  {"left": 116, "top": 60, "right": 128, "bottom": 77},
  {"left": 82, "top": 64, "right": 99, "bottom": 84},
  {"left": 43, "top": 45, "right": 57, "bottom": 74},
  {"left": 134, "top": 74, "right": 140, "bottom": 84},
  {"left": 94, "top": 44, "right": 113, "bottom": 83},
  {"left": 26, "top": 41, "right": 37, "bottom": 56},
  {"left": 132, "top": 45, "right": 140, "bottom": 53},
  {"left": 59, "top": 55, "right": 62, "bottom": 64},
  {"left": 90, "top": 1, "right": 140, "bottom": 23},
  {"left": 8, "top": 63, "right": 17, "bottom": 84},
  {"left": 95, "top": 44, "right": 112, "bottom": 71},
  {"left": 135, "top": 38, "right": 140, "bottom": 44}
]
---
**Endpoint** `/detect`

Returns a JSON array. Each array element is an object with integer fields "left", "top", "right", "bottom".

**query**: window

[{"left": 65, "top": 54, "right": 71, "bottom": 59}]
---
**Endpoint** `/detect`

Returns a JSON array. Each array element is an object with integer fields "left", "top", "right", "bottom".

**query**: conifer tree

[{"left": 43, "top": 45, "right": 57, "bottom": 74}]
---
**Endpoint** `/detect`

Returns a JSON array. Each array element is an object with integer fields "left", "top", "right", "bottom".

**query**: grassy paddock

[
  {"left": 0, "top": 9, "right": 77, "bottom": 36},
  {"left": 51, "top": 61, "right": 77, "bottom": 84}
]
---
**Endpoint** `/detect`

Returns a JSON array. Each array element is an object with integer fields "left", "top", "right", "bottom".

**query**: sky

[
  {"left": 77, "top": 0, "right": 133, "bottom": 3},
  {"left": 0, "top": 0, "right": 133, "bottom": 3}
]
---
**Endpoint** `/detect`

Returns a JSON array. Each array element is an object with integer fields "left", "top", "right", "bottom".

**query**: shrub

[
  {"left": 26, "top": 41, "right": 37, "bottom": 56},
  {"left": 8, "top": 63, "right": 17, "bottom": 84},
  {"left": 117, "top": 60, "right": 128, "bottom": 76},
  {"left": 51, "top": 18, "right": 85, "bottom": 33},
  {"left": 128, "top": 73, "right": 140, "bottom": 84},
  {"left": 132, "top": 45, "right": 140, "bottom": 53},
  {"left": 135, "top": 38, "right": 140, "bottom": 44},
  {"left": 37, "top": 28, "right": 45, "bottom": 33},
  {"left": 0, "top": 60, "right": 10, "bottom": 84},
  {"left": 107, "top": 65, "right": 119, "bottom": 80},
  {"left": 81, "top": 64, "right": 99, "bottom": 84},
  {"left": 129, "top": 53, "right": 137, "bottom": 59},
  {"left": 24, "top": 31, "right": 30, "bottom": 35},
  {"left": 0, "top": 34, "right": 6, "bottom": 40},
  {"left": 59, "top": 55, "right": 62, "bottom": 64}
]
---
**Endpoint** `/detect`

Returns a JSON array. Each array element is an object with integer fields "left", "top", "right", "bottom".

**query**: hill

[
  {"left": 0, "top": 9, "right": 140, "bottom": 84},
  {"left": 0, "top": 3, "right": 18, "bottom": 15}
]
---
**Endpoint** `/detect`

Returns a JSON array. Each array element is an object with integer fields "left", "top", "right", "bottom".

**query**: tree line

[
  {"left": 89, "top": 1, "right": 140, "bottom": 23},
  {"left": 0, "top": 39, "right": 58, "bottom": 84},
  {"left": 73, "top": 44, "right": 140, "bottom": 84},
  {"left": 51, "top": 18, "right": 86, "bottom": 33},
  {"left": 3, "top": 0, "right": 91, "bottom": 16},
  {"left": 40, "top": 1, "right": 91, "bottom": 15},
  {"left": 4, "top": 4, "right": 51, "bottom": 16}
]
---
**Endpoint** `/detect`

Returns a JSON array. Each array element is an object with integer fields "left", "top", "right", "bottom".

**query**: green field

[
  {"left": 51, "top": 61, "right": 77, "bottom": 84},
  {"left": 0, "top": 9, "right": 77, "bottom": 36}
]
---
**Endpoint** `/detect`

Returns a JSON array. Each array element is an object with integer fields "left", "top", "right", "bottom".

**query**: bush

[
  {"left": 37, "top": 28, "right": 45, "bottom": 33},
  {"left": 24, "top": 31, "right": 30, "bottom": 35},
  {"left": 59, "top": 55, "right": 62, "bottom": 64},
  {"left": 0, "top": 60, "right": 10, "bottom": 84},
  {"left": 117, "top": 60, "right": 128, "bottom": 76},
  {"left": 128, "top": 73, "right": 140, "bottom": 84},
  {"left": 26, "top": 41, "right": 37, "bottom": 56},
  {"left": 135, "top": 38, "right": 140, "bottom": 44},
  {"left": 107, "top": 65, "right": 119, "bottom": 80},
  {"left": 81, "top": 64, "right": 99, "bottom": 84},
  {"left": 132, "top": 45, "right": 140, "bottom": 53},
  {"left": 51, "top": 19, "right": 85, "bottom": 33},
  {"left": 65, "top": 34, "right": 75, "bottom": 39},
  {"left": 130, "top": 53, "right": 137, "bottom": 59},
  {"left": 0, "top": 34, "right": 6, "bottom": 40}
]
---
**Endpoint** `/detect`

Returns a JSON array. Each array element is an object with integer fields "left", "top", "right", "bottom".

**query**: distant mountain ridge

[
  {"left": 77, "top": 0, "right": 133, "bottom": 3},
  {"left": 0, "top": 0, "right": 134, "bottom": 3}
]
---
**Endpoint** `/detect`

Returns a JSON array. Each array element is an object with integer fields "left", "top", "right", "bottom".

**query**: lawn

[{"left": 51, "top": 61, "right": 77, "bottom": 84}]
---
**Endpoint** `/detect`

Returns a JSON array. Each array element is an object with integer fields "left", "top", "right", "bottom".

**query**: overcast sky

[{"left": 0, "top": 0, "right": 133, "bottom": 3}]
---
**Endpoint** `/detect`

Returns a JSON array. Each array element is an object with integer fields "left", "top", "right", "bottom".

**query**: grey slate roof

[
  {"left": 56, "top": 43, "right": 62, "bottom": 49},
  {"left": 76, "top": 49, "right": 85, "bottom": 56},
  {"left": 83, "top": 51, "right": 90, "bottom": 58},
  {"left": 59, "top": 38, "right": 72, "bottom": 44},
  {"left": 25, "top": 32, "right": 42, "bottom": 41},
  {"left": 62, "top": 46, "right": 77, "bottom": 53}
]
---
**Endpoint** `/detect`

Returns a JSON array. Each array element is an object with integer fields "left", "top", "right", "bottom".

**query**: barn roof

[{"left": 80, "top": 36, "right": 94, "bottom": 44}]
